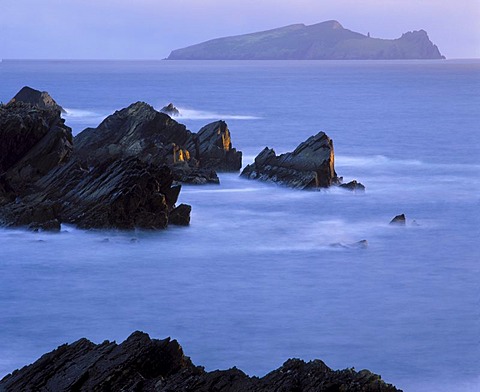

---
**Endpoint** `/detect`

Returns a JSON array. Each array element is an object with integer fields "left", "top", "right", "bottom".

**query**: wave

[{"left": 165, "top": 106, "right": 261, "bottom": 121}]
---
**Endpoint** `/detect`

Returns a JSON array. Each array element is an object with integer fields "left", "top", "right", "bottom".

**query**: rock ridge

[{"left": 0, "top": 331, "right": 402, "bottom": 392}]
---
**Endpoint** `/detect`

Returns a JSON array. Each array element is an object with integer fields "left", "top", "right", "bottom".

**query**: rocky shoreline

[{"left": 0, "top": 331, "right": 401, "bottom": 392}]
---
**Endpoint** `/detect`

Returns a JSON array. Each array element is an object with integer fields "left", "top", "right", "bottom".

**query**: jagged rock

[
  {"left": 196, "top": 121, "right": 242, "bottom": 171},
  {"left": 7, "top": 86, "right": 66, "bottom": 113},
  {"left": 0, "top": 93, "right": 192, "bottom": 231},
  {"left": 0, "top": 331, "right": 401, "bottom": 392},
  {"left": 169, "top": 203, "right": 192, "bottom": 226},
  {"left": 0, "top": 101, "right": 73, "bottom": 202},
  {"left": 339, "top": 180, "right": 366, "bottom": 192},
  {"left": 74, "top": 102, "right": 242, "bottom": 183},
  {"left": 390, "top": 214, "right": 406, "bottom": 226},
  {"left": 160, "top": 102, "right": 180, "bottom": 116},
  {"left": 241, "top": 132, "right": 338, "bottom": 189}
]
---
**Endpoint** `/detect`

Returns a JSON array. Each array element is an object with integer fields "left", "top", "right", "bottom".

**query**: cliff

[{"left": 168, "top": 20, "right": 445, "bottom": 60}]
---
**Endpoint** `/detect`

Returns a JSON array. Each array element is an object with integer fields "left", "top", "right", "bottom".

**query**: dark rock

[
  {"left": 169, "top": 203, "right": 192, "bottom": 226},
  {"left": 160, "top": 102, "right": 180, "bottom": 116},
  {"left": 390, "top": 214, "right": 406, "bottom": 225},
  {"left": 196, "top": 121, "right": 242, "bottom": 171},
  {"left": 0, "top": 96, "right": 192, "bottom": 231},
  {"left": 241, "top": 132, "right": 338, "bottom": 189},
  {"left": 7, "top": 86, "right": 66, "bottom": 113},
  {"left": 74, "top": 102, "right": 241, "bottom": 183},
  {"left": 0, "top": 331, "right": 402, "bottom": 392},
  {"left": 339, "top": 180, "right": 366, "bottom": 192},
  {"left": 0, "top": 102, "right": 73, "bottom": 197}
]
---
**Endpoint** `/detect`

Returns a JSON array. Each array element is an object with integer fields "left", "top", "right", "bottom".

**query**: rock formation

[
  {"left": 160, "top": 102, "right": 180, "bottom": 117},
  {"left": 7, "top": 86, "right": 66, "bottom": 113},
  {"left": 0, "top": 331, "right": 401, "bottom": 392},
  {"left": 75, "top": 102, "right": 242, "bottom": 184},
  {"left": 0, "top": 88, "right": 245, "bottom": 230},
  {"left": 167, "top": 20, "right": 445, "bottom": 60},
  {"left": 241, "top": 131, "right": 362, "bottom": 190}
]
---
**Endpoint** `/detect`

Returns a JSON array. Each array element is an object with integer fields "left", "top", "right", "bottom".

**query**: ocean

[{"left": 0, "top": 59, "right": 479, "bottom": 391}]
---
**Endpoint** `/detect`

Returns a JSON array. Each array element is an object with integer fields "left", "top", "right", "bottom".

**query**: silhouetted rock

[
  {"left": 331, "top": 239, "right": 369, "bottom": 249},
  {"left": 8, "top": 86, "right": 66, "bottom": 113},
  {"left": 390, "top": 214, "right": 406, "bottom": 225},
  {"left": 241, "top": 132, "right": 339, "bottom": 189},
  {"left": 0, "top": 331, "right": 402, "bottom": 392},
  {"left": 168, "top": 20, "right": 445, "bottom": 60},
  {"left": 160, "top": 102, "right": 180, "bottom": 116}
]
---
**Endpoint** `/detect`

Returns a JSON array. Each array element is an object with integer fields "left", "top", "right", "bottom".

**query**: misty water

[{"left": 0, "top": 60, "right": 479, "bottom": 391}]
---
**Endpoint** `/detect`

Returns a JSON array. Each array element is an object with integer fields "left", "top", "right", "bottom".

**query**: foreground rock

[
  {"left": 7, "top": 86, "right": 66, "bottom": 113},
  {"left": 0, "top": 331, "right": 401, "bottom": 392},
  {"left": 241, "top": 131, "right": 363, "bottom": 190}
]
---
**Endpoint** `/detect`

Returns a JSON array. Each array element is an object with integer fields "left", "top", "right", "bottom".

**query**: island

[{"left": 167, "top": 20, "right": 445, "bottom": 60}]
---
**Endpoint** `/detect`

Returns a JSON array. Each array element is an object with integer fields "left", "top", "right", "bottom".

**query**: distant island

[{"left": 167, "top": 20, "right": 445, "bottom": 60}]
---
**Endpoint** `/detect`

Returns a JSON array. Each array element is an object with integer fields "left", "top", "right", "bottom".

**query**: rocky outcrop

[
  {"left": 167, "top": 20, "right": 445, "bottom": 60},
  {"left": 75, "top": 102, "right": 242, "bottom": 184},
  {"left": 0, "top": 102, "right": 73, "bottom": 202},
  {"left": 241, "top": 132, "right": 363, "bottom": 190},
  {"left": 0, "top": 331, "right": 401, "bottom": 392},
  {"left": 0, "top": 92, "right": 194, "bottom": 230},
  {"left": 7, "top": 86, "right": 66, "bottom": 113},
  {"left": 160, "top": 103, "right": 180, "bottom": 117},
  {"left": 241, "top": 132, "right": 337, "bottom": 189},
  {"left": 196, "top": 121, "right": 242, "bottom": 171}
]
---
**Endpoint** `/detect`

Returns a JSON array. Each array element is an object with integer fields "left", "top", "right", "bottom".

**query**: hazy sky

[{"left": 1, "top": 0, "right": 479, "bottom": 59}]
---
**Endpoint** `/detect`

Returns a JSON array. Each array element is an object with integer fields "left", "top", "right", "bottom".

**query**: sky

[{"left": 0, "top": 0, "right": 479, "bottom": 59}]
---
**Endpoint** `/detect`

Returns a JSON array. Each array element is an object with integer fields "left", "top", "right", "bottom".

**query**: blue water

[{"left": 0, "top": 60, "right": 479, "bottom": 391}]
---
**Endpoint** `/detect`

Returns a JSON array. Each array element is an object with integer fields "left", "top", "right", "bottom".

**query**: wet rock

[
  {"left": 160, "top": 102, "right": 180, "bottom": 116},
  {"left": 0, "top": 102, "right": 73, "bottom": 197},
  {"left": 0, "top": 95, "right": 192, "bottom": 230},
  {"left": 8, "top": 86, "right": 66, "bottom": 113},
  {"left": 339, "top": 180, "right": 366, "bottom": 192},
  {"left": 0, "top": 331, "right": 402, "bottom": 392},
  {"left": 75, "top": 102, "right": 241, "bottom": 183},
  {"left": 196, "top": 120, "right": 242, "bottom": 171},
  {"left": 241, "top": 132, "right": 339, "bottom": 189},
  {"left": 169, "top": 203, "right": 192, "bottom": 226},
  {"left": 390, "top": 214, "right": 406, "bottom": 225}
]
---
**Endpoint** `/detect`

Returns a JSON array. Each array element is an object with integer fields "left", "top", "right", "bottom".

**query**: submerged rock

[
  {"left": 241, "top": 131, "right": 362, "bottom": 190},
  {"left": 160, "top": 102, "right": 180, "bottom": 116},
  {"left": 8, "top": 86, "right": 66, "bottom": 113},
  {"left": 0, "top": 331, "right": 401, "bottom": 392}
]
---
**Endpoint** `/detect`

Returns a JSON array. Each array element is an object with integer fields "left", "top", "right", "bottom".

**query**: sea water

[{"left": 0, "top": 60, "right": 479, "bottom": 391}]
